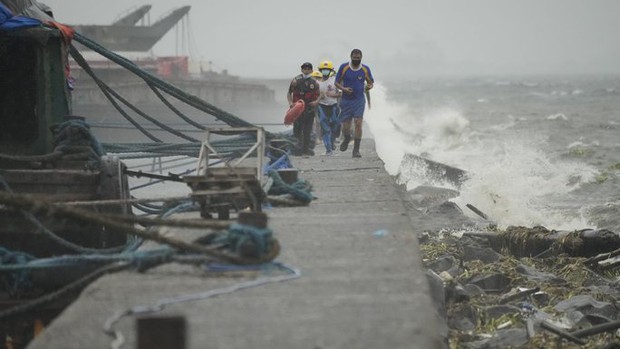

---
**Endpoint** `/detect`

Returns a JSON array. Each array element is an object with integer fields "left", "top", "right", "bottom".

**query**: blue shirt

[{"left": 335, "top": 63, "right": 374, "bottom": 102}]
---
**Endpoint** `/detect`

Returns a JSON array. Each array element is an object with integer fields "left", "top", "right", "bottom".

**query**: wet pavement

[{"left": 27, "top": 139, "right": 446, "bottom": 349}]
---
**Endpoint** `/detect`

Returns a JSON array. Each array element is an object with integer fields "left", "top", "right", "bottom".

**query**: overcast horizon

[{"left": 42, "top": 0, "right": 620, "bottom": 79}]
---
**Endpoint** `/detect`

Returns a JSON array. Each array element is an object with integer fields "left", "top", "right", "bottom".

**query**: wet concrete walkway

[{"left": 28, "top": 140, "right": 446, "bottom": 349}]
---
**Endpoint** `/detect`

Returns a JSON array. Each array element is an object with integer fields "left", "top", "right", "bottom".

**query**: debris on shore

[{"left": 420, "top": 225, "right": 620, "bottom": 349}]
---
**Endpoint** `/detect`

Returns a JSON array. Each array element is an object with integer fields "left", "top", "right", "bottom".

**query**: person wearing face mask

[
  {"left": 310, "top": 70, "right": 324, "bottom": 147},
  {"left": 335, "top": 49, "right": 374, "bottom": 158},
  {"left": 287, "top": 62, "right": 320, "bottom": 156},
  {"left": 316, "top": 60, "right": 342, "bottom": 156}
]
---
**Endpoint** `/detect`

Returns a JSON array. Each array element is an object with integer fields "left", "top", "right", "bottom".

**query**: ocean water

[{"left": 364, "top": 75, "right": 620, "bottom": 231}]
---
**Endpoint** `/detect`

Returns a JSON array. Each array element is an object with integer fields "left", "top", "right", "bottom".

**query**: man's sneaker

[
  {"left": 352, "top": 151, "right": 361, "bottom": 158},
  {"left": 325, "top": 150, "right": 334, "bottom": 156},
  {"left": 303, "top": 149, "right": 315, "bottom": 156},
  {"left": 340, "top": 137, "right": 351, "bottom": 151}
]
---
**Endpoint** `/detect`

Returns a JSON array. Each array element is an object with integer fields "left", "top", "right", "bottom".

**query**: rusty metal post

[{"left": 137, "top": 316, "right": 186, "bottom": 349}]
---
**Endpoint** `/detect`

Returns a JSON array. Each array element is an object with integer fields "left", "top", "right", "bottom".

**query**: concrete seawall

[{"left": 27, "top": 139, "right": 446, "bottom": 349}]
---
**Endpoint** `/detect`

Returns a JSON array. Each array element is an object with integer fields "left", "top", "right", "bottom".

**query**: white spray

[{"left": 365, "top": 83, "right": 597, "bottom": 230}]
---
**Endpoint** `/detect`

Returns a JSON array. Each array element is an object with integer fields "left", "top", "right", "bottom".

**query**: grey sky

[{"left": 43, "top": 0, "right": 620, "bottom": 78}]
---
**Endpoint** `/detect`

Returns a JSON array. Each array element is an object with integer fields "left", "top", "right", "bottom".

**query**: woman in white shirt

[{"left": 316, "top": 60, "right": 342, "bottom": 156}]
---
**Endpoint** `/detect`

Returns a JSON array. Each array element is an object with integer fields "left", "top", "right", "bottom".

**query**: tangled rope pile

[
  {"left": 51, "top": 118, "right": 105, "bottom": 165},
  {"left": 0, "top": 118, "right": 105, "bottom": 166},
  {"left": 266, "top": 169, "right": 314, "bottom": 205},
  {"left": 195, "top": 223, "right": 278, "bottom": 261}
]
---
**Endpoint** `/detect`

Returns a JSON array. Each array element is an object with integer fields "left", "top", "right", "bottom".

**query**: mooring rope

[
  {"left": 69, "top": 45, "right": 162, "bottom": 143},
  {"left": 0, "top": 151, "right": 63, "bottom": 163},
  {"left": 0, "top": 196, "right": 281, "bottom": 322},
  {"left": 266, "top": 169, "right": 314, "bottom": 204},
  {"left": 71, "top": 46, "right": 200, "bottom": 143},
  {"left": 0, "top": 191, "right": 276, "bottom": 264},
  {"left": 72, "top": 33, "right": 265, "bottom": 132},
  {"left": 101, "top": 135, "right": 262, "bottom": 159},
  {"left": 147, "top": 83, "right": 207, "bottom": 131},
  {"left": 104, "top": 262, "right": 301, "bottom": 349},
  {"left": 0, "top": 262, "right": 131, "bottom": 321},
  {"left": 0, "top": 175, "right": 138, "bottom": 255}
]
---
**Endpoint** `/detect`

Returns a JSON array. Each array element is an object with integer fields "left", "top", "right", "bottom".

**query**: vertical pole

[
  {"left": 196, "top": 129, "right": 209, "bottom": 175},
  {"left": 257, "top": 128, "right": 265, "bottom": 184}
]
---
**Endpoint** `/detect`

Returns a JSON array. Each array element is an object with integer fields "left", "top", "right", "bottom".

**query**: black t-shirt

[{"left": 289, "top": 75, "right": 319, "bottom": 105}]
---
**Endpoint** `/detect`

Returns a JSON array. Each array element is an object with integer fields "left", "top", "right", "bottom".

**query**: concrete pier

[{"left": 27, "top": 140, "right": 446, "bottom": 349}]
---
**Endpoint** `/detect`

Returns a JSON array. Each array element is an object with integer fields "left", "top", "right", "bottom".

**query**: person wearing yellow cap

[{"left": 316, "top": 60, "right": 342, "bottom": 156}]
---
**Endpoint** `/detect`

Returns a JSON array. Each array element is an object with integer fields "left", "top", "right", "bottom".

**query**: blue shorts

[{"left": 339, "top": 98, "right": 365, "bottom": 122}]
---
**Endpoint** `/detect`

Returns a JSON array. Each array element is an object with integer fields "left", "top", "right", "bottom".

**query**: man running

[
  {"left": 287, "top": 62, "right": 320, "bottom": 156},
  {"left": 335, "top": 49, "right": 374, "bottom": 158}
]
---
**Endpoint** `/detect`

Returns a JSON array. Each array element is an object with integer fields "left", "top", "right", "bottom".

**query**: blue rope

[
  {"left": 263, "top": 153, "right": 292, "bottom": 174},
  {"left": 0, "top": 186, "right": 199, "bottom": 292},
  {"left": 266, "top": 170, "right": 314, "bottom": 203},
  {"left": 54, "top": 119, "right": 105, "bottom": 154},
  {"left": 0, "top": 175, "right": 140, "bottom": 255},
  {"left": 203, "top": 262, "right": 275, "bottom": 272},
  {"left": 52, "top": 119, "right": 106, "bottom": 168},
  {"left": 207, "top": 223, "right": 273, "bottom": 257},
  {"left": 0, "top": 247, "right": 36, "bottom": 293}
]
